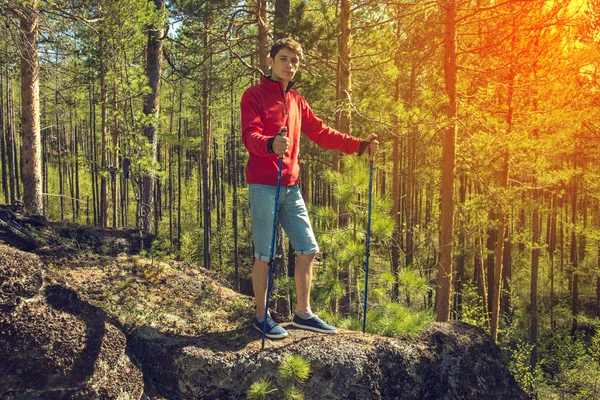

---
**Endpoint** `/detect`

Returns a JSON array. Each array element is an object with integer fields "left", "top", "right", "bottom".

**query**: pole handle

[{"left": 278, "top": 126, "right": 288, "bottom": 159}]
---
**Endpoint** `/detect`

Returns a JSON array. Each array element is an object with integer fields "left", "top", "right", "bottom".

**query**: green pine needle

[
  {"left": 279, "top": 354, "right": 311, "bottom": 386},
  {"left": 247, "top": 377, "right": 278, "bottom": 400}
]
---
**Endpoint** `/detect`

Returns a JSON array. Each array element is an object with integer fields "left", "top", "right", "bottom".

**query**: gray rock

[
  {"left": 130, "top": 321, "right": 527, "bottom": 400},
  {"left": 0, "top": 245, "right": 144, "bottom": 399}
]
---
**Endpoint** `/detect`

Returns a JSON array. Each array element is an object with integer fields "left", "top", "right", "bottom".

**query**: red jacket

[{"left": 241, "top": 76, "right": 361, "bottom": 186}]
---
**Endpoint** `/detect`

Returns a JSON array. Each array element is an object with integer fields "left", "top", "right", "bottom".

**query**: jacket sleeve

[
  {"left": 241, "top": 89, "right": 270, "bottom": 156},
  {"left": 300, "top": 97, "right": 361, "bottom": 154}
]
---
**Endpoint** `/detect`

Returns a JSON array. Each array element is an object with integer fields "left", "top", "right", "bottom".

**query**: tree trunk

[
  {"left": 141, "top": 0, "right": 164, "bottom": 234},
  {"left": 474, "top": 234, "right": 490, "bottom": 329},
  {"left": 177, "top": 88, "right": 183, "bottom": 251},
  {"left": 99, "top": 1, "right": 109, "bottom": 227},
  {"left": 454, "top": 172, "right": 467, "bottom": 319},
  {"left": 336, "top": 0, "right": 352, "bottom": 316},
  {"left": 490, "top": 153, "right": 508, "bottom": 342},
  {"left": 501, "top": 226, "right": 511, "bottom": 322},
  {"left": 112, "top": 67, "right": 119, "bottom": 228},
  {"left": 201, "top": 25, "right": 212, "bottom": 269},
  {"left": 597, "top": 240, "right": 600, "bottom": 319},
  {"left": 436, "top": 0, "right": 457, "bottom": 322},
  {"left": 530, "top": 189, "right": 540, "bottom": 369},
  {"left": 231, "top": 83, "right": 240, "bottom": 292},
  {"left": 549, "top": 192, "right": 557, "bottom": 328},
  {"left": 405, "top": 61, "right": 417, "bottom": 274},
  {"left": 7, "top": 76, "right": 17, "bottom": 205},
  {"left": 89, "top": 79, "right": 98, "bottom": 225},
  {"left": 0, "top": 66, "right": 7, "bottom": 204},
  {"left": 274, "top": 0, "right": 290, "bottom": 40},
  {"left": 570, "top": 171, "right": 578, "bottom": 335},
  {"left": 257, "top": 0, "right": 269, "bottom": 74},
  {"left": 58, "top": 125, "right": 64, "bottom": 221},
  {"left": 391, "top": 92, "right": 401, "bottom": 301},
  {"left": 18, "top": 0, "right": 43, "bottom": 214}
]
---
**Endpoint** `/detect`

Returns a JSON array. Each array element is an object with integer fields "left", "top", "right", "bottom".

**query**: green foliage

[
  {"left": 279, "top": 354, "right": 311, "bottom": 386},
  {"left": 366, "top": 302, "right": 434, "bottom": 338},
  {"left": 282, "top": 385, "right": 305, "bottom": 400},
  {"left": 540, "top": 331, "right": 600, "bottom": 399},
  {"left": 274, "top": 276, "right": 297, "bottom": 307},
  {"left": 458, "top": 282, "right": 489, "bottom": 330},
  {"left": 180, "top": 228, "right": 203, "bottom": 264},
  {"left": 398, "top": 266, "right": 432, "bottom": 303},
  {"left": 247, "top": 377, "right": 278, "bottom": 400},
  {"left": 508, "top": 340, "right": 535, "bottom": 395},
  {"left": 141, "top": 238, "right": 174, "bottom": 262},
  {"left": 247, "top": 355, "right": 311, "bottom": 400}
]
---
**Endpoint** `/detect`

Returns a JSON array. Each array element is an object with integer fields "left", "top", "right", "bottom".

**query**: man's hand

[
  {"left": 365, "top": 133, "right": 379, "bottom": 160},
  {"left": 273, "top": 127, "right": 289, "bottom": 157}
]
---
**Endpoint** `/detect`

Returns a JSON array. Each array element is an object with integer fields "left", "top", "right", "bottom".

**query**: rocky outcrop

[
  {"left": 0, "top": 245, "right": 144, "bottom": 399},
  {"left": 48, "top": 222, "right": 154, "bottom": 256},
  {"left": 130, "top": 321, "right": 527, "bottom": 400},
  {"left": 0, "top": 241, "right": 527, "bottom": 400}
]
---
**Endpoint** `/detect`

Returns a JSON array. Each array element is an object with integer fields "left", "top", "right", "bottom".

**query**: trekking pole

[
  {"left": 262, "top": 126, "right": 288, "bottom": 350},
  {"left": 362, "top": 153, "right": 375, "bottom": 334}
]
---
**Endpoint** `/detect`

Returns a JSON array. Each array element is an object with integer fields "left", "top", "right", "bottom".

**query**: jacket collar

[{"left": 262, "top": 75, "right": 295, "bottom": 92}]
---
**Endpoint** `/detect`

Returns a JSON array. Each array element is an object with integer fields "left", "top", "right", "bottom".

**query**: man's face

[{"left": 268, "top": 47, "right": 300, "bottom": 83}]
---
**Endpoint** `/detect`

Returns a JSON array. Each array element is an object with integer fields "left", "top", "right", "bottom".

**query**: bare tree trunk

[
  {"left": 502, "top": 226, "right": 512, "bottom": 321},
  {"left": 177, "top": 89, "right": 183, "bottom": 251},
  {"left": 474, "top": 234, "right": 490, "bottom": 329},
  {"left": 570, "top": 171, "right": 578, "bottom": 335},
  {"left": 141, "top": 0, "right": 164, "bottom": 234},
  {"left": 99, "top": 0, "right": 109, "bottom": 227},
  {"left": 274, "top": 0, "right": 289, "bottom": 40},
  {"left": 89, "top": 78, "right": 98, "bottom": 225},
  {"left": 490, "top": 184, "right": 507, "bottom": 342},
  {"left": 405, "top": 61, "right": 417, "bottom": 274},
  {"left": 436, "top": 0, "right": 457, "bottom": 322},
  {"left": 391, "top": 86, "right": 401, "bottom": 302},
  {"left": 454, "top": 172, "right": 467, "bottom": 319},
  {"left": 597, "top": 238, "right": 600, "bottom": 319},
  {"left": 112, "top": 66, "right": 119, "bottom": 228},
  {"left": 231, "top": 82, "right": 240, "bottom": 292},
  {"left": 531, "top": 189, "right": 540, "bottom": 369},
  {"left": 0, "top": 66, "right": 7, "bottom": 203},
  {"left": 58, "top": 125, "right": 65, "bottom": 221},
  {"left": 18, "top": 0, "right": 43, "bottom": 214},
  {"left": 549, "top": 193, "right": 557, "bottom": 328},
  {"left": 201, "top": 24, "right": 212, "bottom": 269},
  {"left": 257, "top": 0, "right": 269, "bottom": 74}
]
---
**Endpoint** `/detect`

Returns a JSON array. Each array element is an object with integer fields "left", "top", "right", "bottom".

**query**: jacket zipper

[{"left": 279, "top": 82, "right": 289, "bottom": 116}]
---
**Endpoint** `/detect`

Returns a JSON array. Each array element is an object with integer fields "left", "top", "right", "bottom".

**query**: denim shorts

[{"left": 249, "top": 184, "right": 319, "bottom": 261}]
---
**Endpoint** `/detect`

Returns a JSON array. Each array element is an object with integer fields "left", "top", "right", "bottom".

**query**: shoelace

[{"left": 266, "top": 317, "right": 278, "bottom": 329}]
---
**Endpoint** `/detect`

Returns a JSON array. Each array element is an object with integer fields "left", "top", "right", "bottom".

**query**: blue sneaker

[
  {"left": 292, "top": 314, "right": 337, "bottom": 334},
  {"left": 254, "top": 314, "right": 288, "bottom": 339}
]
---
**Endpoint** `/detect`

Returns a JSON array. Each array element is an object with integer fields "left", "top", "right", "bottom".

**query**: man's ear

[{"left": 267, "top": 56, "right": 273, "bottom": 68}]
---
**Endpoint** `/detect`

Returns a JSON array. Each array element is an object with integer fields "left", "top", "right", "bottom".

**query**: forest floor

[
  {"left": 1, "top": 222, "right": 527, "bottom": 398},
  {"left": 37, "top": 241, "right": 254, "bottom": 339},
  {"left": 31, "top": 223, "right": 347, "bottom": 351}
]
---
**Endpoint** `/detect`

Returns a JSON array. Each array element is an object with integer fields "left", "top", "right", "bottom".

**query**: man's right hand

[{"left": 272, "top": 127, "right": 289, "bottom": 156}]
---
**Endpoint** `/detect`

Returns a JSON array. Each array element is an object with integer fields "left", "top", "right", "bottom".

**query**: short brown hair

[{"left": 269, "top": 38, "right": 303, "bottom": 61}]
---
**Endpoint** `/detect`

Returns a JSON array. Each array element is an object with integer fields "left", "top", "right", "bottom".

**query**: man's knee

[
  {"left": 253, "top": 258, "right": 269, "bottom": 270},
  {"left": 297, "top": 253, "right": 316, "bottom": 263}
]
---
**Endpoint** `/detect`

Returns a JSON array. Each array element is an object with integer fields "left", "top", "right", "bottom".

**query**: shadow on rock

[
  {"left": 0, "top": 258, "right": 144, "bottom": 398},
  {"left": 44, "top": 285, "right": 110, "bottom": 383}
]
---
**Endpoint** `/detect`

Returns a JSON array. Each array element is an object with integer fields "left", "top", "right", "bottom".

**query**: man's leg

[
  {"left": 248, "top": 184, "right": 287, "bottom": 339},
  {"left": 294, "top": 254, "right": 316, "bottom": 313},
  {"left": 252, "top": 257, "right": 269, "bottom": 318},
  {"left": 292, "top": 253, "right": 337, "bottom": 333}
]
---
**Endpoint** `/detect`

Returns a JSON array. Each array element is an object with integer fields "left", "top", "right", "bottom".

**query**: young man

[{"left": 241, "top": 38, "right": 379, "bottom": 339}]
